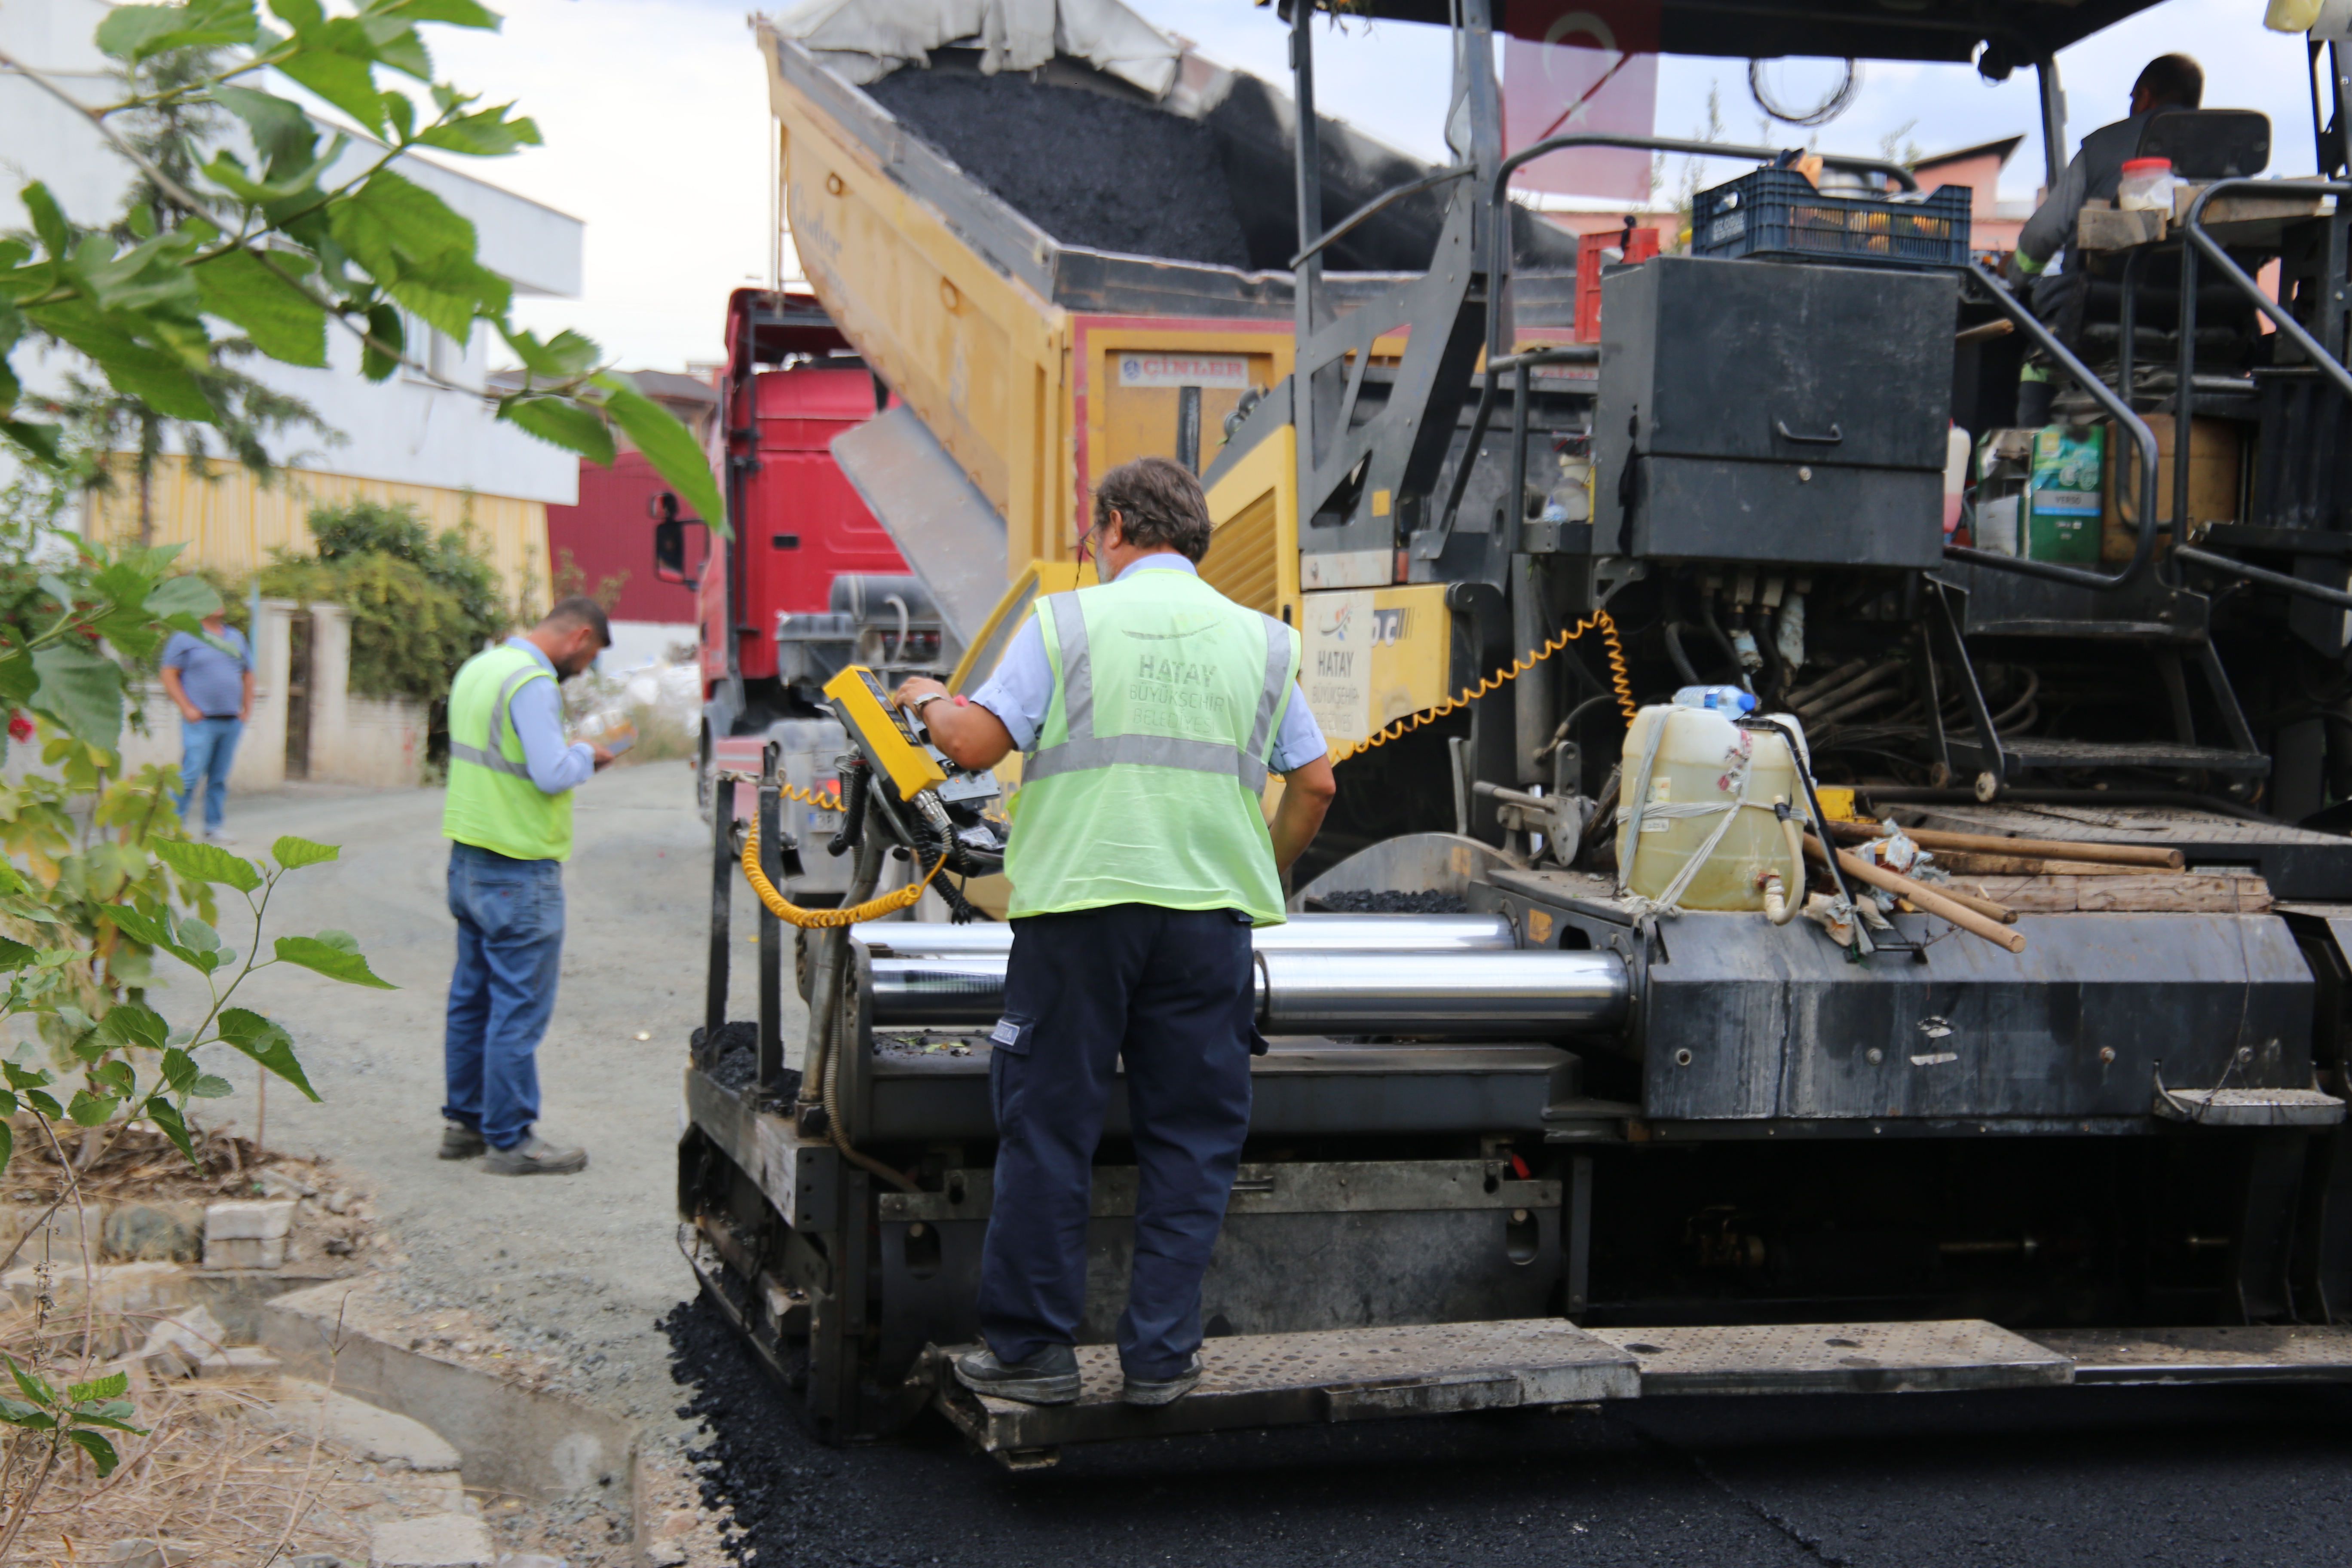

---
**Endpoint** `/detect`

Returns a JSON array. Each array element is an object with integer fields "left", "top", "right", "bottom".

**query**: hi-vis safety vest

[
  {"left": 442, "top": 644, "right": 573, "bottom": 863},
  {"left": 1004, "top": 567, "right": 1301, "bottom": 925}
]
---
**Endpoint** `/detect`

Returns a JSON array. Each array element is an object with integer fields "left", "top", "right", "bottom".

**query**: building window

[{"left": 401, "top": 314, "right": 470, "bottom": 386}]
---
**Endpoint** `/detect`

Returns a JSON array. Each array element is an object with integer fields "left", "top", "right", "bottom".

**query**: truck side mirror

[{"left": 654, "top": 515, "right": 694, "bottom": 585}]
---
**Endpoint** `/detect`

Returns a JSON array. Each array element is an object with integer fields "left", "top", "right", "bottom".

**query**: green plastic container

[{"left": 2027, "top": 426, "right": 2104, "bottom": 564}]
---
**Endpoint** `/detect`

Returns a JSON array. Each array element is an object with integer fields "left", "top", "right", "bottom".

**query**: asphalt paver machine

[{"left": 679, "top": 0, "right": 2352, "bottom": 1467}]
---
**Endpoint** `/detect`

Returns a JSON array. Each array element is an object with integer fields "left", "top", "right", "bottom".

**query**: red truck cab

[{"left": 692, "top": 288, "right": 911, "bottom": 705}]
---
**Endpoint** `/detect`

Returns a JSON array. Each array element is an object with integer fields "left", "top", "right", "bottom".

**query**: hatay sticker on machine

[{"left": 1303, "top": 590, "right": 1434, "bottom": 744}]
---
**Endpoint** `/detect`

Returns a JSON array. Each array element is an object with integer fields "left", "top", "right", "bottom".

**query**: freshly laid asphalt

[{"left": 668, "top": 1294, "right": 2352, "bottom": 1568}]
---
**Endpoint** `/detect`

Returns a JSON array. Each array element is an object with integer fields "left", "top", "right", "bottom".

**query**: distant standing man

[
  {"left": 894, "top": 456, "right": 1338, "bottom": 1408},
  {"left": 161, "top": 609, "right": 254, "bottom": 842},
  {"left": 438, "top": 597, "right": 615, "bottom": 1176}
]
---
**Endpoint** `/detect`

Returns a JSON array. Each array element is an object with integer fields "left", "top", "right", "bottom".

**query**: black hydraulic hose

[
  {"left": 1663, "top": 620, "right": 1701, "bottom": 687},
  {"left": 1747, "top": 611, "right": 1784, "bottom": 705}
]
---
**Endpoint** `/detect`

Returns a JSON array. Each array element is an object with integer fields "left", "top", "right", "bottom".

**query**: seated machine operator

[{"left": 2010, "top": 53, "right": 2204, "bottom": 423}]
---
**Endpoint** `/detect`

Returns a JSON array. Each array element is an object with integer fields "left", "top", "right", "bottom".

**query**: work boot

[
  {"left": 952, "top": 1343, "right": 1080, "bottom": 1406},
  {"left": 482, "top": 1133, "right": 588, "bottom": 1176},
  {"left": 438, "top": 1122, "right": 486, "bottom": 1160},
  {"left": 1120, "top": 1353, "right": 1204, "bottom": 1408}
]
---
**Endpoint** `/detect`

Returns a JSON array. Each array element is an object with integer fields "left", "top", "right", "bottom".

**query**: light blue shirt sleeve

[
  {"left": 967, "top": 602, "right": 1329, "bottom": 772},
  {"left": 502, "top": 639, "right": 595, "bottom": 795},
  {"left": 1268, "top": 689, "right": 1328, "bottom": 773},
  {"left": 968, "top": 616, "right": 1054, "bottom": 752}
]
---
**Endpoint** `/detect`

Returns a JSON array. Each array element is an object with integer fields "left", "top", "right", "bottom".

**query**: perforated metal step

[
  {"left": 2034, "top": 1326, "right": 2352, "bottom": 1384},
  {"left": 1586, "top": 1320, "right": 2074, "bottom": 1396},
  {"left": 2153, "top": 1085, "right": 2347, "bottom": 1127},
  {"left": 928, "top": 1320, "right": 1639, "bottom": 1464}
]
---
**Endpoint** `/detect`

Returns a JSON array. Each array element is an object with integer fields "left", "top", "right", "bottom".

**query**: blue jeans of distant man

[
  {"left": 175, "top": 715, "right": 242, "bottom": 834},
  {"left": 442, "top": 842, "right": 565, "bottom": 1151}
]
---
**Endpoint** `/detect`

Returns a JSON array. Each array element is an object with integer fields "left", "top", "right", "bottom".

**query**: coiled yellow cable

[
  {"left": 740, "top": 605, "right": 1635, "bottom": 884},
  {"left": 1329, "top": 609, "right": 1636, "bottom": 765},
  {"left": 741, "top": 810, "right": 947, "bottom": 928}
]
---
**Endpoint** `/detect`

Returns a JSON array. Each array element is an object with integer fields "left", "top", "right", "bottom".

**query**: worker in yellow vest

[
  {"left": 893, "top": 456, "right": 1337, "bottom": 1407},
  {"left": 438, "top": 597, "right": 615, "bottom": 1176}
]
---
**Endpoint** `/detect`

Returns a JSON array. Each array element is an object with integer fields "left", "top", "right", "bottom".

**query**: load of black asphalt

[
  {"left": 693, "top": 1020, "right": 798, "bottom": 1101},
  {"left": 1309, "top": 888, "right": 1471, "bottom": 914},
  {"left": 865, "top": 70, "right": 1253, "bottom": 269}
]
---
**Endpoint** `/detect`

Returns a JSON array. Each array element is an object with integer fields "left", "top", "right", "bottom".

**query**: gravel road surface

[
  {"left": 187, "top": 766, "right": 2352, "bottom": 1566},
  {"left": 166, "top": 761, "right": 781, "bottom": 1441}
]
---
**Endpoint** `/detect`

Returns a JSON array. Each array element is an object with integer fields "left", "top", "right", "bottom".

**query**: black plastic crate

[{"left": 1693, "top": 168, "right": 1972, "bottom": 269}]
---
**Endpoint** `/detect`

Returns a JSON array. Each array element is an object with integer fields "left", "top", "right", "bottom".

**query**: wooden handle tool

[
  {"left": 1827, "top": 819, "right": 2183, "bottom": 870},
  {"left": 1804, "top": 835, "right": 2028, "bottom": 954}
]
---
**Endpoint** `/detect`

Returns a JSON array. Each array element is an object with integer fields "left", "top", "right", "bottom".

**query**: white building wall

[{"left": 0, "top": 0, "right": 583, "bottom": 508}]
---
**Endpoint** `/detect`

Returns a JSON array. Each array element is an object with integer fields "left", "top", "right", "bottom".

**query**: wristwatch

[{"left": 907, "top": 692, "right": 949, "bottom": 714}]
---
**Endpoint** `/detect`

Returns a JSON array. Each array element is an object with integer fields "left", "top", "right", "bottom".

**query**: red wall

[{"left": 544, "top": 449, "right": 710, "bottom": 624}]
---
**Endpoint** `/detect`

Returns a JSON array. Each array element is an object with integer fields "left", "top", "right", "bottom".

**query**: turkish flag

[{"left": 1502, "top": 0, "right": 1661, "bottom": 204}]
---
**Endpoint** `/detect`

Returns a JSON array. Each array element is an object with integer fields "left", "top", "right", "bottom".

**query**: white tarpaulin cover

[{"left": 772, "top": 0, "right": 1181, "bottom": 97}]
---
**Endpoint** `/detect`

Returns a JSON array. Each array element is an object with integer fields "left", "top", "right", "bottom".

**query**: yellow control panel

[{"left": 822, "top": 665, "right": 948, "bottom": 802}]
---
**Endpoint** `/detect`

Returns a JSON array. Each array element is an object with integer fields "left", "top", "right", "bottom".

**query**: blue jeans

[
  {"left": 176, "top": 716, "right": 242, "bottom": 833},
  {"left": 978, "top": 903, "right": 1256, "bottom": 1380},
  {"left": 442, "top": 842, "right": 565, "bottom": 1151}
]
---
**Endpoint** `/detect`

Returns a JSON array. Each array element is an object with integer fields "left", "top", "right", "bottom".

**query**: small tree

[
  {"left": 41, "top": 42, "right": 343, "bottom": 549},
  {"left": 0, "top": 0, "right": 726, "bottom": 534},
  {"left": 249, "top": 497, "right": 508, "bottom": 701}
]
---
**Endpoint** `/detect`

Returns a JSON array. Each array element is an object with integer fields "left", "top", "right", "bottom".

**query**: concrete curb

[{"left": 260, "top": 1278, "right": 637, "bottom": 1509}]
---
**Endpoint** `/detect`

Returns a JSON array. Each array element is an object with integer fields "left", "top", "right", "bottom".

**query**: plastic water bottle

[{"left": 1671, "top": 685, "right": 1757, "bottom": 714}]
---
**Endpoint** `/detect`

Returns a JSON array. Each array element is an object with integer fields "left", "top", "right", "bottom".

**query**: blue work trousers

[
  {"left": 442, "top": 842, "right": 565, "bottom": 1150},
  {"left": 176, "top": 716, "right": 242, "bottom": 833},
  {"left": 978, "top": 903, "right": 1256, "bottom": 1380}
]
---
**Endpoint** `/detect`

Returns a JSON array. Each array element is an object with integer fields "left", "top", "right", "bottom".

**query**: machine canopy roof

[{"left": 1281, "top": 0, "right": 2168, "bottom": 67}]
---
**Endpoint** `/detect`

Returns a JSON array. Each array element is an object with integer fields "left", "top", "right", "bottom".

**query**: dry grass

[
  {"left": 3, "top": 1119, "right": 298, "bottom": 1208},
  {"left": 0, "top": 1300, "right": 444, "bottom": 1567}
]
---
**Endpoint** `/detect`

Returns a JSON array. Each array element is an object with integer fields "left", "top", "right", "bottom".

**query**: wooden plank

[
  {"left": 2078, "top": 204, "right": 2166, "bottom": 251},
  {"left": 2174, "top": 185, "right": 2326, "bottom": 227},
  {"left": 1831, "top": 819, "right": 2184, "bottom": 869},
  {"left": 1934, "top": 851, "right": 2150, "bottom": 876},
  {"left": 1940, "top": 873, "right": 2272, "bottom": 914}
]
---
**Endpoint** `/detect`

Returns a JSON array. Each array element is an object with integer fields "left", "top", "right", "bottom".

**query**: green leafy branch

[
  {"left": 0, "top": 1360, "right": 146, "bottom": 1558},
  {"left": 0, "top": 0, "right": 726, "bottom": 529},
  {"left": 0, "top": 832, "right": 391, "bottom": 1283}
]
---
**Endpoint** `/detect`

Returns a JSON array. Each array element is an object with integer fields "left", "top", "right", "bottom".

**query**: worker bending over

[{"left": 893, "top": 456, "right": 1337, "bottom": 1408}]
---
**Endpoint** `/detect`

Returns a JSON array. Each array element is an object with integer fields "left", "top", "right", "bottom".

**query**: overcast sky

[{"left": 426, "top": 0, "right": 2321, "bottom": 373}]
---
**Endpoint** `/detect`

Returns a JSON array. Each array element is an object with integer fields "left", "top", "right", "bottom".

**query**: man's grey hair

[{"left": 1093, "top": 456, "right": 1214, "bottom": 564}]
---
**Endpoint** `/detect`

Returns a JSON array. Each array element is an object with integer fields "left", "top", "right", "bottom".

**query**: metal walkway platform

[
  {"left": 2035, "top": 1326, "right": 2352, "bottom": 1385},
  {"left": 927, "top": 1319, "right": 2352, "bottom": 1467},
  {"left": 1585, "top": 1320, "right": 2073, "bottom": 1396},
  {"left": 929, "top": 1320, "right": 1640, "bottom": 1465}
]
